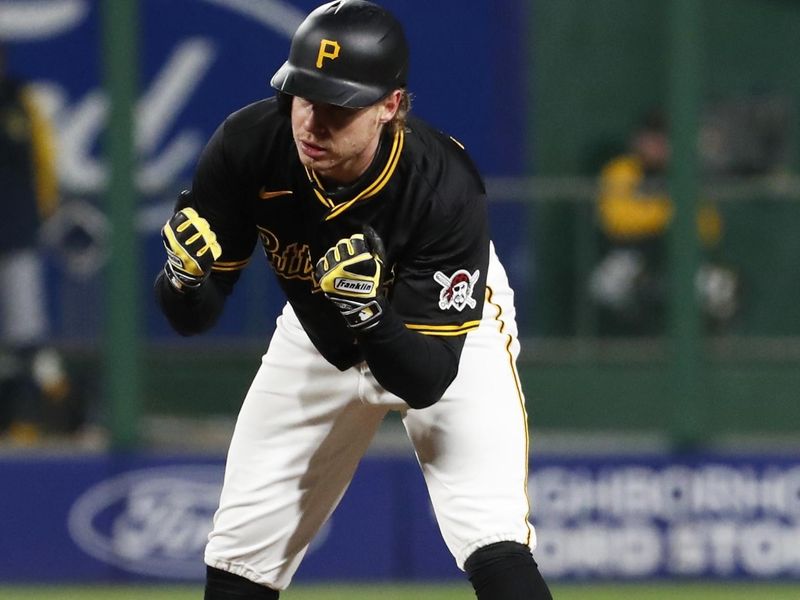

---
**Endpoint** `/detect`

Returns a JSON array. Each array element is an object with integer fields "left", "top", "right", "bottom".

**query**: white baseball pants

[{"left": 205, "top": 245, "right": 536, "bottom": 590}]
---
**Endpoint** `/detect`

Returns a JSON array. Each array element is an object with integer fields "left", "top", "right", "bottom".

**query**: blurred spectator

[
  {"left": 588, "top": 110, "right": 740, "bottom": 335},
  {"left": 0, "top": 43, "right": 75, "bottom": 444}
]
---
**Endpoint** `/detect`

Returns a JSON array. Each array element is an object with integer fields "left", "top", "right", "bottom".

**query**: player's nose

[{"left": 302, "top": 104, "right": 329, "bottom": 136}]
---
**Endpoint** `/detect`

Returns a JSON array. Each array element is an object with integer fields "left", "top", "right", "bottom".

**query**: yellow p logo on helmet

[{"left": 316, "top": 39, "right": 341, "bottom": 68}]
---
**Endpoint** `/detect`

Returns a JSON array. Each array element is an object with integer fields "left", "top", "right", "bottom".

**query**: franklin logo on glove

[{"left": 334, "top": 279, "right": 374, "bottom": 294}]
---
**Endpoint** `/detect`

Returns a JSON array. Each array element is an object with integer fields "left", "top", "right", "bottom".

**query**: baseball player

[{"left": 155, "top": 2, "right": 552, "bottom": 598}]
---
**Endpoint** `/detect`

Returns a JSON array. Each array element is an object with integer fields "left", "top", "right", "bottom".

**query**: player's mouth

[{"left": 298, "top": 139, "right": 328, "bottom": 160}]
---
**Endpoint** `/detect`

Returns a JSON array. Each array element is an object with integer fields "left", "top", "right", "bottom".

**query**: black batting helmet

[{"left": 270, "top": 0, "right": 409, "bottom": 108}]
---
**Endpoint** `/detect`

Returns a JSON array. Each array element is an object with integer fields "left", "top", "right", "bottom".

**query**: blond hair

[{"left": 389, "top": 89, "right": 412, "bottom": 134}]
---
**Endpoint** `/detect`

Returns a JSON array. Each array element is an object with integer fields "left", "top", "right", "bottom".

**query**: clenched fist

[
  {"left": 315, "top": 226, "right": 387, "bottom": 330},
  {"left": 161, "top": 207, "right": 222, "bottom": 292}
]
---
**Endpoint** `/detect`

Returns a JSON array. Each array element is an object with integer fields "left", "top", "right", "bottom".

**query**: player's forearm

[
  {"left": 154, "top": 271, "right": 227, "bottom": 336},
  {"left": 356, "top": 307, "right": 460, "bottom": 409}
]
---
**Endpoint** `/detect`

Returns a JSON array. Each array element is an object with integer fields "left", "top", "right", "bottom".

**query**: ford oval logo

[{"left": 67, "top": 465, "right": 223, "bottom": 578}]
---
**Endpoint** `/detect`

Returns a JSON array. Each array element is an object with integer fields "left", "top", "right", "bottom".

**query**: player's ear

[{"left": 378, "top": 89, "right": 403, "bottom": 124}]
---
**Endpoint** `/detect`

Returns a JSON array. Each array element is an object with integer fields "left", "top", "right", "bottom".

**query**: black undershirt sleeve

[
  {"left": 154, "top": 271, "right": 231, "bottom": 336},
  {"left": 355, "top": 300, "right": 465, "bottom": 409}
]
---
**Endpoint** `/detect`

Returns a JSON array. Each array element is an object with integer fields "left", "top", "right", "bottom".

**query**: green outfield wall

[
  {"left": 65, "top": 344, "right": 800, "bottom": 442},
  {"left": 530, "top": 0, "right": 800, "bottom": 337}
]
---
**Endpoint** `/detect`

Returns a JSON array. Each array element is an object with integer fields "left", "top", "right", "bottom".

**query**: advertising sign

[
  {"left": 531, "top": 455, "right": 800, "bottom": 580},
  {"left": 0, "top": 453, "right": 798, "bottom": 583}
]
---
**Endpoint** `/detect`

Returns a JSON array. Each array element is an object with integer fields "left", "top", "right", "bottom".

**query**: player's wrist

[
  {"left": 329, "top": 294, "right": 386, "bottom": 330},
  {"left": 163, "top": 261, "right": 207, "bottom": 293}
]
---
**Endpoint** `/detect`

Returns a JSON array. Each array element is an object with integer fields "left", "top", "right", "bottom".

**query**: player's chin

[
  {"left": 296, "top": 145, "right": 326, "bottom": 166},
  {"left": 298, "top": 153, "right": 338, "bottom": 176}
]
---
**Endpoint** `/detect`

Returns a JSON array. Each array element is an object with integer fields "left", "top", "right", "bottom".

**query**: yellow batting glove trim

[
  {"left": 162, "top": 207, "right": 223, "bottom": 287},
  {"left": 163, "top": 220, "right": 203, "bottom": 276},
  {"left": 316, "top": 233, "right": 382, "bottom": 300},
  {"left": 178, "top": 208, "right": 222, "bottom": 261}
]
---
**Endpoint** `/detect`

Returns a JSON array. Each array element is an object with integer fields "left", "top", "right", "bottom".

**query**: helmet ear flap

[{"left": 276, "top": 91, "right": 292, "bottom": 116}]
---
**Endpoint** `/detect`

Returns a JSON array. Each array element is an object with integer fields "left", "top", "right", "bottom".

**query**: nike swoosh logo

[{"left": 259, "top": 188, "right": 293, "bottom": 200}]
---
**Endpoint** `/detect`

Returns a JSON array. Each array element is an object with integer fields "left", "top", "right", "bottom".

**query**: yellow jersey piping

[
  {"left": 212, "top": 259, "right": 249, "bottom": 272},
  {"left": 485, "top": 285, "right": 533, "bottom": 546},
  {"left": 325, "top": 127, "right": 404, "bottom": 220},
  {"left": 311, "top": 185, "right": 335, "bottom": 209},
  {"left": 303, "top": 128, "right": 404, "bottom": 219},
  {"left": 404, "top": 320, "right": 480, "bottom": 336}
]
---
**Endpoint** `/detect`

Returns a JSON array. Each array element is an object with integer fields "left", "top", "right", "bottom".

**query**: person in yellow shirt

[
  {"left": 589, "top": 111, "right": 738, "bottom": 335},
  {"left": 0, "top": 44, "right": 73, "bottom": 444}
]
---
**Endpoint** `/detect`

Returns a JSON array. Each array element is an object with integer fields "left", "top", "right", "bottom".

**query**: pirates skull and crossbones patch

[{"left": 434, "top": 269, "right": 480, "bottom": 312}]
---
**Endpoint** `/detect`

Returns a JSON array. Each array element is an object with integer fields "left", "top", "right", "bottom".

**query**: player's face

[{"left": 291, "top": 91, "right": 401, "bottom": 184}]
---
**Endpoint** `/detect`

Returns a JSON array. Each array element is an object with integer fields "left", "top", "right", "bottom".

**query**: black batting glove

[
  {"left": 315, "top": 226, "right": 387, "bottom": 330},
  {"left": 161, "top": 207, "right": 222, "bottom": 292}
]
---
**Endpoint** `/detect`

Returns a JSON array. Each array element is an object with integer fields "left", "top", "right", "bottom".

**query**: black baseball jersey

[
  {"left": 186, "top": 97, "right": 489, "bottom": 370},
  {"left": 156, "top": 96, "right": 492, "bottom": 408}
]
